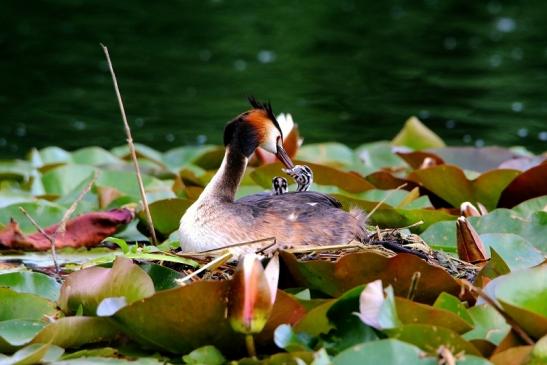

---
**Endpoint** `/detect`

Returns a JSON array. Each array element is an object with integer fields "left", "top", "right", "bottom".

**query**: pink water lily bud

[
  {"left": 456, "top": 217, "right": 488, "bottom": 264},
  {"left": 228, "top": 254, "right": 277, "bottom": 334},
  {"left": 460, "top": 202, "right": 482, "bottom": 217}
]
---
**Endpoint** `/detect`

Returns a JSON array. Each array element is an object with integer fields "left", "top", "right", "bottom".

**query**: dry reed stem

[
  {"left": 101, "top": 44, "right": 158, "bottom": 245},
  {"left": 19, "top": 207, "right": 60, "bottom": 273},
  {"left": 196, "top": 237, "right": 277, "bottom": 255}
]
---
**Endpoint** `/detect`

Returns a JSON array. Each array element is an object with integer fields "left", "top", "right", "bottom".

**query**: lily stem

[{"left": 245, "top": 334, "right": 257, "bottom": 358}]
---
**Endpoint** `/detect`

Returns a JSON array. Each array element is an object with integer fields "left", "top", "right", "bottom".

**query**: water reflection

[{"left": 0, "top": 0, "right": 546, "bottom": 157}]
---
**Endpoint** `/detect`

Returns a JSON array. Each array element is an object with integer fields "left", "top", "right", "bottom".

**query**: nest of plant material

[{"left": 173, "top": 228, "right": 479, "bottom": 284}]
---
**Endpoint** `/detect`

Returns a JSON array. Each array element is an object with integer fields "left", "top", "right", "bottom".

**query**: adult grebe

[{"left": 178, "top": 98, "right": 367, "bottom": 253}]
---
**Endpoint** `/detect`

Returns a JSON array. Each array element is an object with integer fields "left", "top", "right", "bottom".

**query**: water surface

[{"left": 1, "top": 0, "right": 546, "bottom": 157}]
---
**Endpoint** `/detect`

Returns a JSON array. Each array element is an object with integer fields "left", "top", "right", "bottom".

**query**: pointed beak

[{"left": 276, "top": 143, "right": 294, "bottom": 169}]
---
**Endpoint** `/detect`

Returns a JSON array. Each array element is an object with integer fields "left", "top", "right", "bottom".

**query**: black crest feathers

[{"left": 247, "top": 96, "right": 282, "bottom": 135}]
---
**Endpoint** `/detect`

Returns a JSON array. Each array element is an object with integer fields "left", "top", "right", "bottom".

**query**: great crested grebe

[{"left": 178, "top": 98, "right": 367, "bottom": 253}]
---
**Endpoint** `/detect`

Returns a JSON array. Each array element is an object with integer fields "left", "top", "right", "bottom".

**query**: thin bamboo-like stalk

[{"left": 100, "top": 44, "right": 157, "bottom": 244}]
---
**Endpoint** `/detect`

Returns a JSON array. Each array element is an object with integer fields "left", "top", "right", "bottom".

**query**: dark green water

[{"left": 1, "top": 0, "right": 546, "bottom": 157}]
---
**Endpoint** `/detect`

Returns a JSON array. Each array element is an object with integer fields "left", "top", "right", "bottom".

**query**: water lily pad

[
  {"left": 41, "top": 164, "right": 96, "bottom": 196},
  {"left": 408, "top": 165, "right": 519, "bottom": 210},
  {"left": 0, "top": 271, "right": 60, "bottom": 301},
  {"left": 512, "top": 196, "right": 547, "bottom": 219},
  {"left": 498, "top": 163, "right": 547, "bottom": 208},
  {"left": 388, "top": 324, "right": 481, "bottom": 356},
  {"left": 38, "top": 146, "right": 72, "bottom": 166},
  {"left": 296, "top": 143, "right": 355, "bottom": 168},
  {"left": 392, "top": 116, "right": 445, "bottom": 150},
  {"left": 58, "top": 257, "right": 155, "bottom": 316},
  {"left": 354, "top": 141, "right": 407, "bottom": 175},
  {"left": 495, "top": 265, "right": 547, "bottom": 339},
  {"left": 463, "top": 304, "right": 510, "bottom": 345},
  {"left": 395, "top": 297, "right": 472, "bottom": 334},
  {"left": 429, "top": 147, "right": 520, "bottom": 172},
  {"left": 0, "top": 343, "right": 64, "bottom": 364},
  {"left": 0, "top": 200, "right": 65, "bottom": 234},
  {"left": 71, "top": 147, "right": 123, "bottom": 166},
  {"left": 333, "top": 339, "right": 437, "bottom": 365},
  {"left": 182, "top": 345, "right": 226, "bottom": 365},
  {"left": 32, "top": 316, "right": 119, "bottom": 349},
  {"left": 0, "top": 319, "right": 45, "bottom": 350},
  {"left": 137, "top": 198, "right": 193, "bottom": 236},
  {"left": 280, "top": 251, "right": 464, "bottom": 304},
  {"left": 0, "top": 288, "right": 57, "bottom": 321}
]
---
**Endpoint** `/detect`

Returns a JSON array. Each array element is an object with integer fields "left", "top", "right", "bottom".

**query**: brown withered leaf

[{"left": 0, "top": 208, "right": 133, "bottom": 250}]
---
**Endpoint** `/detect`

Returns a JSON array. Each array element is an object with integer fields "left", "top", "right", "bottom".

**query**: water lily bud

[
  {"left": 228, "top": 254, "right": 274, "bottom": 335},
  {"left": 456, "top": 217, "right": 488, "bottom": 264},
  {"left": 460, "top": 202, "right": 482, "bottom": 217},
  {"left": 419, "top": 156, "right": 438, "bottom": 169}
]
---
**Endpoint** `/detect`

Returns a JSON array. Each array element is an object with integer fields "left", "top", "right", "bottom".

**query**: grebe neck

[{"left": 198, "top": 146, "right": 248, "bottom": 202}]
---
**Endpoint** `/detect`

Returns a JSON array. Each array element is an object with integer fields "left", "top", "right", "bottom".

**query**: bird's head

[{"left": 223, "top": 97, "right": 295, "bottom": 169}]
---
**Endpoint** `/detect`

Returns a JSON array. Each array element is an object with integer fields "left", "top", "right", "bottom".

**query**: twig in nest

[
  {"left": 461, "top": 279, "right": 534, "bottom": 345},
  {"left": 176, "top": 252, "right": 233, "bottom": 285},
  {"left": 101, "top": 44, "right": 158, "bottom": 245},
  {"left": 197, "top": 237, "right": 277, "bottom": 255},
  {"left": 19, "top": 208, "right": 60, "bottom": 275}
]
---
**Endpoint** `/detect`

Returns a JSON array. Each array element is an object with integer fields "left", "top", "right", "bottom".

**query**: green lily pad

[
  {"left": 0, "top": 343, "right": 64, "bottom": 365},
  {"left": 182, "top": 345, "right": 226, "bottom": 365},
  {"left": 139, "top": 263, "right": 183, "bottom": 291},
  {"left": 110, "top": 144, "right": 164, "bottom": 163},
  {"left": 354, "top": 141, "right": 407, "bottom": 175},
  {"left": 32, "top": 316, "right": 119, "bottom": 349},
  {"left": 41, "top": 164, "right": 96, "bottom": 196},
  {"left": 115, "top": 280, "right": 304, "bottom": 355},
  {"left": 333, "top": 339, "right": 437, "bottom": 365},
  {"left": 0, "top": 288, "right": 57, "bottom": 321},
  {"left": 480, "top": 233, "right": 544, "bottom": 270},
  {"left": 137, "top": 198, "right": 193, "bottom": 236},
  {"left": 296, "top": 143, "right": 355, "bottom": 168},
  {"left": 96, "top": 170, "right": 171, "bottom": 199},
  {"left": 58, "top": 257, "right": 155, "bottom": 316},
  {"left": 0, "top": 200, "right": 65, "bottom": 234},
  {"left": 71, "top": 147, "right": 123, "bottom": 166},
  {"left": 495, "top": 265, "right": 547, "bottom": 339},
  {"left": 0, "top": 271, "right": 61, "bottom": 301},
  {"left": 387, "top": 324, "right": 481, "bottom": 356},
  {"left": 408, "top": 165, "right": 519, "bottom": 210},
  {"left": 463, "top": 304, "right": 510, "bottom": 345},
  {"left": 37, "top": 146, "right": 72, "bottom": 166},
  {"left": 433, "top": 293, "right": 473, "bottom": 325},
  {"left": 395, "top": 297, "right": 472, "bottom": 334},
  {"left": 0, "top": 319, "right": 45, "bottom": 349},
  {"left": 429, "top": 147, "right": 521, "bottom": 172},
  {"left": 392, "top": 116, "right": 445, "bottom": 150},
  {"left": 512, "top": 196, "right": 547, "bottom": 219},
  {"left": 420, "top": 209, "right": 547, "bottom": 252}
]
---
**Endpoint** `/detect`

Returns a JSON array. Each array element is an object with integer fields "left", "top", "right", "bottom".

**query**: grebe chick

[
  {"left": 272, "top": 176, "right": 288, "bottom": 195},
  {"left": 179, "top": 98, "right": 367, "bottom": 254},
  {"left": 283, "top": 164, "right": 313, "bottom": 192}
]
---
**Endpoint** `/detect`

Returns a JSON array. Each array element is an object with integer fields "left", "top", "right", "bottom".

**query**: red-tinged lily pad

[
  {"left": 498, "top": 163, "right": 547, "bottom": 208},
  {"left": 251, "top": 162, "right": 374, "bottom": 194},
  {"left": 365, "top": 170, "right": 414, "bottom": 190},
  {"left": 137, "top": 198, "right": 193, "bottom": 236},
  {"left": 58, "top": 256, "right": 155, "bottom": 316},
  {"left": 490, "top": 346, "right": 533, "bottom": 365},
  {"left": 332, "top": 194, "right": 456, "bottom": 233},
  {"left": 279, "top": 251, "right": 465, "bottom": 304},
  {"left": 114, "top": 281, "right": 305, "bottom": 355},
  {"left": 387, "top": 324, "right": 481, "bottom": 356},
  {"left": 32, "top": 316, "right": 119, "bottom": 349},
  {"left": 408, "top": 165, "right": 520, "bottom": 210},
  {"left": 395, "top": 297, "right": 473, "bottom": 334},
  {"left": 396, "top": 151, "right": 444, "bottom": 169},
  {"left": 494, "top": 265, "right": 547, "bottom": 339},
  {"left": 0, "top": 208, "right": 134, "bottom": 250}
]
